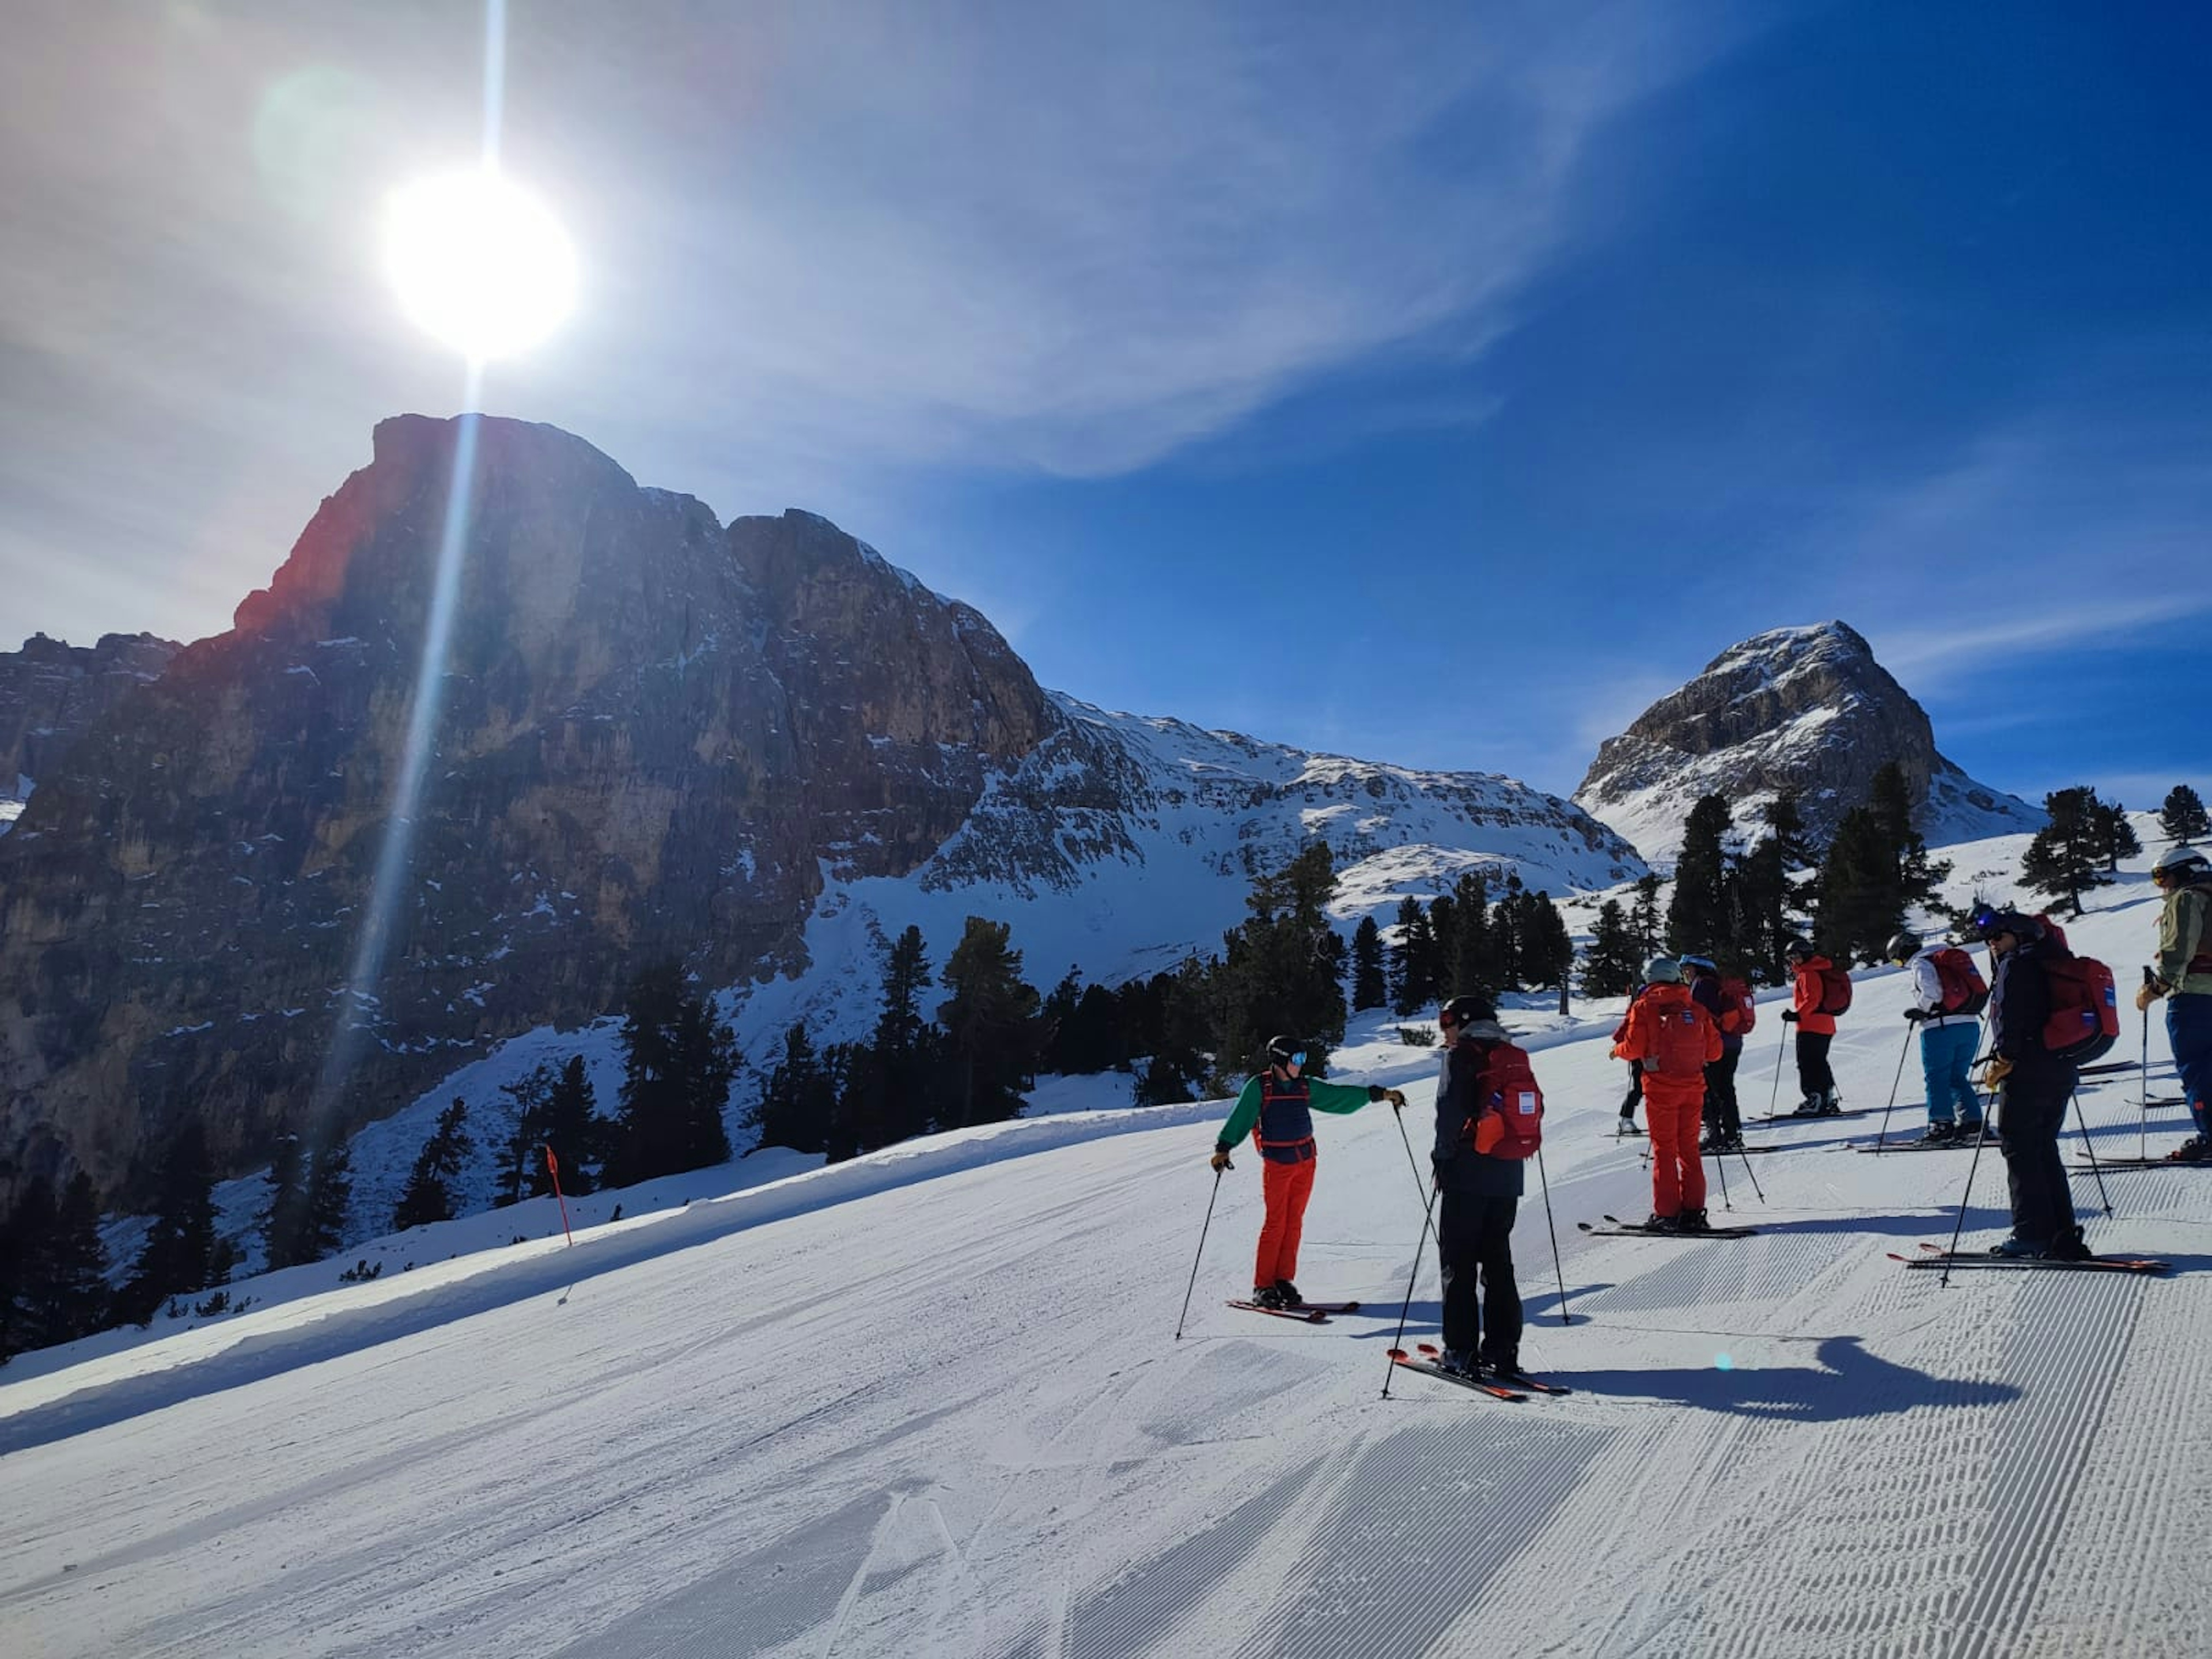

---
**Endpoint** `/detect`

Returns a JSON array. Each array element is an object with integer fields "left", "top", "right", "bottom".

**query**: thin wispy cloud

[{"left": 0, "top": 2, "right": 1745, "bottom": 646}]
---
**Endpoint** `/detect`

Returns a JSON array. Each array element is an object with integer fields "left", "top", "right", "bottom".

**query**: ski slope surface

[{"left": 5, "top": 838, "right": 2210, "bottom": 1657}]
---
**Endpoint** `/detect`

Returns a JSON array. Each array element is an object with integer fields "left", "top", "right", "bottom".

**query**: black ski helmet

[
  {"left": 1265, "top": 1034, "right": 1306, "bottom": 1067},
  {"left": 1887, "top": 931, "right": 1922, "bottom": 963},
  {"left": 1439, "top": 994, "right": 1496, "bottom": 1030},
  {"left": 1678, "top": 954, "right": 1718, "bottom": 976},
  {"left": 1783, "top": 936, "right": 1813, "bottom": 961}
]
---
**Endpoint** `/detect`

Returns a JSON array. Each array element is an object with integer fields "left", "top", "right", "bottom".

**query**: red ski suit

[{"left": 1614, "top": 983, "right": 1723, "bottom": 1216}]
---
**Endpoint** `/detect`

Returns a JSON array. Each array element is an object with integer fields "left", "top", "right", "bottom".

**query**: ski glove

[
  {"left": 1368, "top": 1085, "right": 1408, "bottom": 1111},
  {"left": 1978, "top": 1056, "right": 2013, "bottom": 1086},
  {"left": 1210, "top": 1146, "right": 1235, "bottom": 1173},
  {"left": 1903, "top": 1009, "right": 1927, "bottom": 1024},
  {"left": 2134, "top": 982, "right": 2162, "bottom": 1013},
  {"left": 1780, "top": 1010, "right": 1800, "bottom": 1024}
]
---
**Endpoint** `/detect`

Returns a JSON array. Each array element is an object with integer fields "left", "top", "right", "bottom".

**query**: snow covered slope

[{"left": 6, "top": 830, "right": 2206, "bottom": 1657}]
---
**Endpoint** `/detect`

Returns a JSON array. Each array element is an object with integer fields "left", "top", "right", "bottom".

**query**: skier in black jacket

[
  {"left": 1430, "top": 994, "right": 1526, "bottom": 1376},
  {"left": 1976, "top": 910, "right": 2088, "bottom": 1260}
]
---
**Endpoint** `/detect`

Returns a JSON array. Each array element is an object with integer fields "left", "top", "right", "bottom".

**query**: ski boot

[
  {"left": 1437, "top": 1347, "right": 1478, "bottom": 1375},
  {"left": 1616, "top": 1115, "right": 1645, "bottom": 1138},
  {"left": 1676, "top": 1207, "right": 1713, "bottom": 1234},
  {"left": 2044, "top": 1226, "right": 2092, "bottom": 1262},
  {"left": 1988, "top": 1234, "right": 2046, "bottom": 1259},
  {"left": 1915, "top": 1122, "right": 1959, "bottom": 1146},
  {"left": 1251, "top": 1283, "right": 1288, "bottom": 1309},
  {"left": 1273, "top": 1278, "right": 1303, "bottom": 1308},
  {"left": 1816, "top": 1089, "right": 1844, "bottom": 1116},
  {"left": 2170, "top": 1135, "right": 2210, "bottom": 1163},
  {"left": 1957, "top": 1117, "right": 1986, "bottom": 1139},
  {"left": 1642, "top": 1212, "right": 1681, "bottom": 1233},
  {"left": 1790, "top": 1094, "right": 1826, "bottom": 1117},
  {"left": 1479, "top": 1349, "right": 1520, "bottom": 1380}
]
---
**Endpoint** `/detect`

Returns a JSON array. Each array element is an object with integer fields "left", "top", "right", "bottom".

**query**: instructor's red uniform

[{"left": 1613, "top": 984, "right": 1724, "bottom": 1217}]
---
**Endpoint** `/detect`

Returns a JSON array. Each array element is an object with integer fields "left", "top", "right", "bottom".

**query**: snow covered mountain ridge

[
  {"left": 0, "top": 416, "right": 1635, "bottom": 1213},
  {"left": 1573, "top": 620, "right": 2041, "bottom": 865}
]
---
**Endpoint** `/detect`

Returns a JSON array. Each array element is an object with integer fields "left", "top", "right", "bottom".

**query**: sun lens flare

[{"left": 382, "top": 169, "right": 577, "bottom": 360}]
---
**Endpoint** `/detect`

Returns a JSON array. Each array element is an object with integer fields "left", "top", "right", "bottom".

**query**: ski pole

[
  {"left": 1766, "top": 1023, "right": 1787, "bottom": 1117},
  {"left": 1174, "top": 1166, "right": 1226, "bottom": 1340},
  {"left": 1939, "top": 1091, "right": 1997, "bottom": 1289},
  {"left": 2141, "top": 967, "right": 2154, "bottom": 1162},
  {"left": 1734, "top": 1130, "right": 1766, "bottom": 1205},
  {"left": 1710, "top": 1128, "right": 1732, "bottom": 1212},
  {"left": 1874, "top": 1023, "right": 1914, "bottom": 1152},
  {"left": 546, "top": 1146, "right": 574, "bottom": 1246},
  {"left": 2071, "top": 1090, "right": 2112, "bottom": 1217},
  {"left": 1381, "top": 1183, "right": 1441, "bottom": 1398},
  {"left": 1393, "top": 1102, "right": 1430, "bottom": 1208},
  {"left": 1533, "top": 1143, "right": 1572, "bottom": 1325}
]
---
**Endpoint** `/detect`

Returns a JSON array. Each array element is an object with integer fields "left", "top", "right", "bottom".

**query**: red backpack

[
  {"left": 1463, "top": 1041, "right": 1544, "bottom": 1160},
  {"left": 2042, "top": 953, "right": 2119, "bottom": 1063},
  {"left": 1930, "top": 948, "right": 1989, "bottom": 1017},
  {"left": 1645, "top": 995, "right": 1713, "bottom": 1079},
  {"left": 1717, "top": 976, "right": 1757, "bottom": 1037},
  {"left": 1817, "top": 964, "right": 1854, "bottom": 1016}
]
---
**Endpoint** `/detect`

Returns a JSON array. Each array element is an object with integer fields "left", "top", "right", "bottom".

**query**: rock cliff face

[
  {"left": 0, "top": 416, "right": 1050, "bottom": 1207},
  {"left": 0, "top": 632, "right": 180, "bottom": 828},
  {"left": 1572, "top": 622, "right": 2041, "bottom": 863},
  {"left": 0, "top": 415, "right": 1641, "bottom": 1214}
]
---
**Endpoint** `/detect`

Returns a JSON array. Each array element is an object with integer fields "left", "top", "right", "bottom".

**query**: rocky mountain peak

[{"left": 1573, "top": 619, "right": 2039, "bottom": 863}]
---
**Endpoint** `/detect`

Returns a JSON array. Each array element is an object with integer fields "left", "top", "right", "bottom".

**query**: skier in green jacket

[{"left": 1211, "top": 1034, "right": 1402, "bottom": 1308}]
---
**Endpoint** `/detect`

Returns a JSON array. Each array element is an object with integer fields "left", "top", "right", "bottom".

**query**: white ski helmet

[{"left": 2152, "top": 845, "right": 2210, "bottom": 884}]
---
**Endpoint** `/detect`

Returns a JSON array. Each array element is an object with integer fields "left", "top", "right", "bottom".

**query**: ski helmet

[
  {"left": 1643, "top": 956, "right": 1683, "bottom": 984},
  {"left": 1265, "top": 1034, "right": 1307, "bottom": 1068},
  {"left": 1782, "top": 936, "right": 1813, "bottom": 961},
  {"left": 1677, "top": 954, "right": 1717, "bottom": 976},
  {"left": 1970, "top": 908, "right": 2037, "bottom": 944},
  {"left": 1439, "top": 993, "right": 1496, "bottom": 1030},
  {"left": 1886, "top": 931, "right": 1922, "bottom": 964},
  {"left": 2152, "top": 845, "right": 2211, "bottom": 885}
]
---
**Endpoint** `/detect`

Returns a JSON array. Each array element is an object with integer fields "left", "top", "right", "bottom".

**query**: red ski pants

[
  {"left": 1255, "top": 1156, "right": 1317, "bottom": 1287},
  {"left": 1645, "top": 1085, "right": 1707, "bottom": 1217}
]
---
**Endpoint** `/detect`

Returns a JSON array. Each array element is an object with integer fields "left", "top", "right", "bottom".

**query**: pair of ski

[
  {"left": 1756, "top": 1106, "right": 1874, "bottom": 1124},
  {"left": 2071, "top": 1152, "right": 2211, "bottom": 1171},
  {"left": 1854, "top": 1135, "right": 1984, "bottom": 1154},
  {"left": 1387, "top": 1342, "right": 1572, "bottom": 1401},
  {"left": 1225, "top": 1298, "right": 1361, "bottom": 1324},
  {"left": 1577, "top": 1213, "right": 1759, "bottom": 1240},
  {"left": 1891, "top": 1240, "right": 2169, "bottom": 1275}
]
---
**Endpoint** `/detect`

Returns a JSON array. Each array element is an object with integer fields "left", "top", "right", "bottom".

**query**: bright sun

[{"left": 383, "top": 169, "right": 578, "bottom": 361}]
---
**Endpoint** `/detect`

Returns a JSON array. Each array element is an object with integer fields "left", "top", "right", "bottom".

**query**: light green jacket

[{"left": 2156, "top": 883, "right": 2212, "bottom": 997}]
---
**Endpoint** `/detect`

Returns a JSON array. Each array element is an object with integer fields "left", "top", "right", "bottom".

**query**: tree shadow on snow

[{"left": 1539, "top": 1334, "right": 2021, "bottom": 1422}]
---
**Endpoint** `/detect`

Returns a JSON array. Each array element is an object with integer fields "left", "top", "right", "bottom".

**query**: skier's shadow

[
  {"left": 1350, "top": 1286, "right": 1614, "bottom": 1340},
  {"left": 1536, "top": 1334, "right": 2020, "bottom": 1422}
]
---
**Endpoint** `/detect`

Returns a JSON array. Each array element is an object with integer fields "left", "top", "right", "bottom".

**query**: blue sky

[{"left": 3, "top": 2, "right": 2204, "bottom": 809}]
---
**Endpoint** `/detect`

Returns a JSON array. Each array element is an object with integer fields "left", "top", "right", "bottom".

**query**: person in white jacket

[{"left": 1888, "top": 931, "right": 1987, "bottom": 1144}]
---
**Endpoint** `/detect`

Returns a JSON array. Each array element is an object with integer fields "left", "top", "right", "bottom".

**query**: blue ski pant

[
  {"left": 2171, "top": 993, "right": 2212, "bottom": 1138},
  {"left": 1919, "top": 1022, "right": 1983, "bottom": 1124}
]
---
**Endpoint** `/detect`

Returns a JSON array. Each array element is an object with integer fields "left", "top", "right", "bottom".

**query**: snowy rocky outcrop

[
  {"left": 0, "top": 631, "right": 179, "bottom": 831},
  {"left": 1573, "top": 621, "right": 2041, "bottom": 865},
  {"left": 0, "top": 416, "right": 1637, "bottom": 1211}
]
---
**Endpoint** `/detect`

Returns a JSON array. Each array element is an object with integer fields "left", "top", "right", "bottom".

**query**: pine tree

[
  {"left": 393, "top": 1099, "right": 472, "bottom": 1230},
  {"left": 752, "top": 1022, "right": 833, "bottom": 1154},
  {"left": 1579, "top": 899, "right": 1642, "bottom": 998},
  {"left": 1811, "top": 804, "right": 1899, "bottom": 969},
  {"left": 539, "top": 1056, "right": 602, "bottom": 1195},
  {"left": 2090, "top": 798, "right": 2142, "bottom": 873},
  {"left": 1389, "top": 897, "right": 1435, "bottom": 1016},
  {"left": 1134, "top": 959, "right": 1214, "bottom": 1106},
  {"left": 117, "top": 1120, "right": 219, "bottom": 1324},
  {"left": 1350, "top": 916, "right": 1387, "bottom": 1012},
  {"left": 2158, "top": 783, "right": 2210, "bottom": 843},
  {"left": 1524, "top": 891, "right": 1575, "bottom": 990},
  {"left": 494, "top": 1065, "right": 556, "bottom": 1207},
  {"left": 1666, "top": 794, "right": 1733, "bottom": 957},
  {"left": 1, "top": 1176, "right": 109, "bottom": 1354},
  {"left": 303, "top": 1137, "right": 354, "bottom": 1260},
  {"left": 1869, "top": 760, "right": 1952, "bottom": 908},
  {"left": 608, "top": 963, "right": 738, "bottom": 1183},
  {"left": 1206, "top": 842, "right": 1348, "bottom": 1072},
  {"left": 937, "top": 916, "right": 1043, "bottom": 1128},
  {"left": 1039, "top": 970, "right": 1082, "bottom": 1072},
  {"left": 260, "top": 1131, "right": 313, "bottom": 1268},
  {"left": 1628, "top": 874, "right": 1664, "bottom": 959},
  {"left": 1448, "top": 870, "right": 1496, "bottom": 1000},
  {"left": 2021, "top": 787, "right": 2111, "bottom": 919}
]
